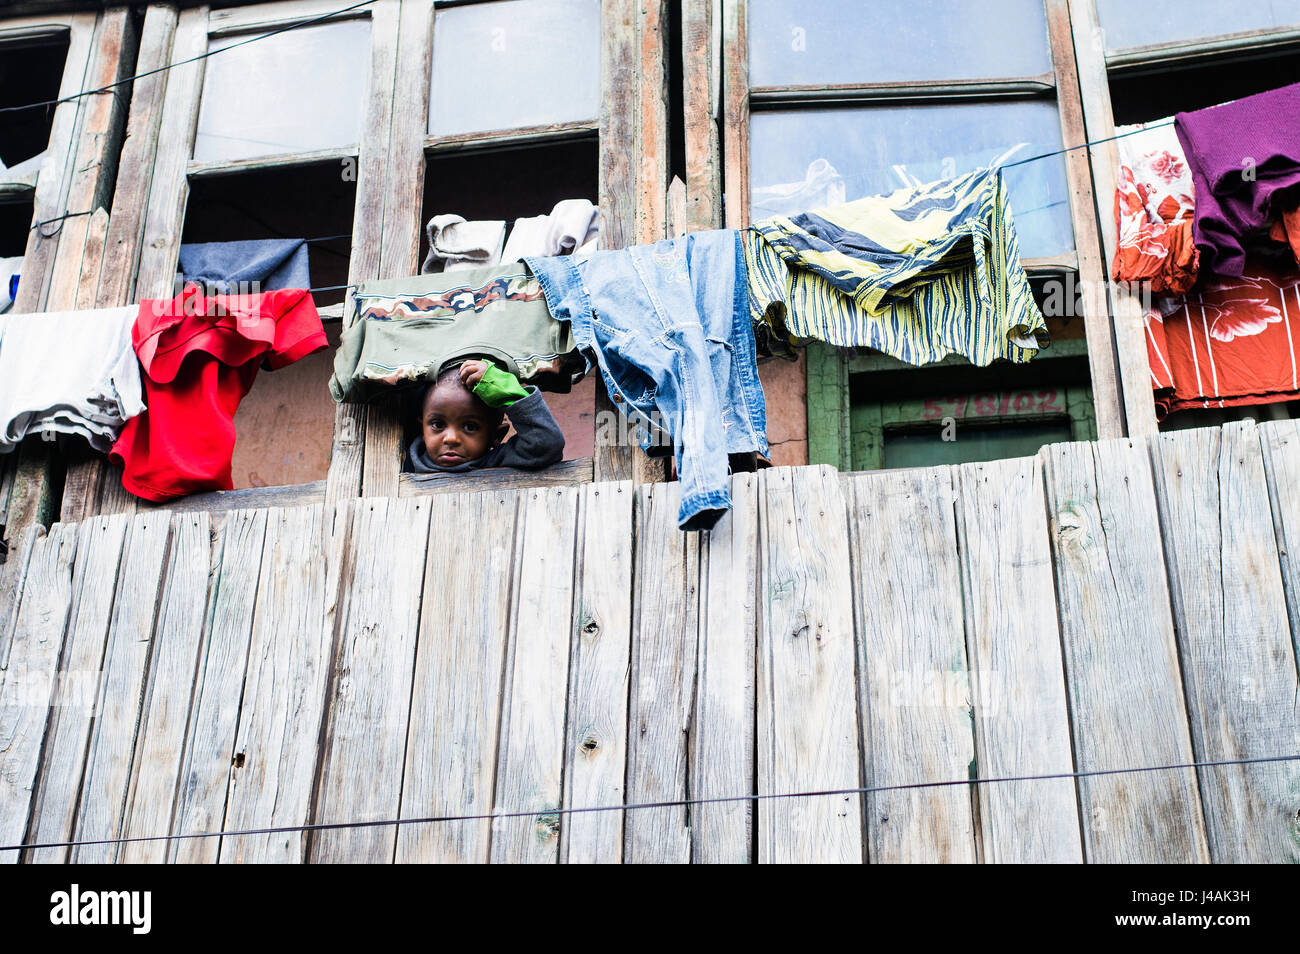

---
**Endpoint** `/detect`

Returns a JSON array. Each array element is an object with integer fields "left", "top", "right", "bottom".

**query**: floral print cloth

[
  {"left": 1112, "top": 118, "right": 1199, "bottom": 295},
  {"left": 1146, "top": 262, "right": 1300, "bottom": 417}
]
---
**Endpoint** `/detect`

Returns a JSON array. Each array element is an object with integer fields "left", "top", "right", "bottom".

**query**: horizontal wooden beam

[{"left": 398, "top": 458, "right": 593, "bottom": 497}]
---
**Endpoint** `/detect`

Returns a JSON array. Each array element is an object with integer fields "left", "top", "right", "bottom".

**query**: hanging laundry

[
  {"left": 1175, "top": 82, "right": 1300, "bottom": 277},
  {"left": 751, "top": 158, "right": 848, "bottom": 219},
  {"left": 500, "top": 199, "right": 600, "bottom": 262},
  {"left": 420, "top": 214, "right": 506, "bottom": 273},
  {"left": 746, "top": 166, "right": 1047, "bottom": 366},
  {"left": 330, "top": 260, "right": 584, "bottom": 403},
  {"left": 527, "top": 229, "right": 768, "bottom": 532},
  {"left": 178, "top": 238, "right": 311, "bottom": 294},
  {"left": 1111, "top": 118, "right": 1199, "bottom": 294},
  {"left": 1145, "top": 262, "right": 1300, "bottom": 418},
  {"left": 0, "top": 256, "right": 22, "bottom": 314},
  {"left": 110, "top": 286, "right": 326, "bottom": 501},
  {"left": 0, "top": 305, "right": 143, "bottom": 453}
]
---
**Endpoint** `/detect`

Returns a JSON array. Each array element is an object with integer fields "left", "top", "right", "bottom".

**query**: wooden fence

[{"left": 2, "top": 419, "right": 1299, "bottom": 863}]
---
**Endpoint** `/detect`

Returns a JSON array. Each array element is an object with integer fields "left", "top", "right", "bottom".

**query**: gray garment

[
  {"left": 178, "top": 238, "right": 310, "bottom": 293},
  {"left": 420, "top": 215, "right": 506, "bottom": 273},
  {"left": 406, "top": 387, "right": 564, "bottom": 473}
]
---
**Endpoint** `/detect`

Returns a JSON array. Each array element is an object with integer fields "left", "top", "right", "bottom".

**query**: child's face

[{"left": 421, "top": 381, "right": 503, "bottom": 466}]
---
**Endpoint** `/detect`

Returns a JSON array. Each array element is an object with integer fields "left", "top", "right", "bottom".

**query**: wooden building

[{"left": 0, "top": 1, "right": 1298, "bottom": 863}]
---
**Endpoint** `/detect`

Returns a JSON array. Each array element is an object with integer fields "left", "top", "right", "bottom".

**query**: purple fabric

[{"left": 1175, "top": 82, "right": 1300, "bottom": 278}]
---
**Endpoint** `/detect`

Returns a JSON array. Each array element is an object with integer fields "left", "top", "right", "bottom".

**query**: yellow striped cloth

[{"left": 745, "top": 167, "right": 1048, "bottom": 367}]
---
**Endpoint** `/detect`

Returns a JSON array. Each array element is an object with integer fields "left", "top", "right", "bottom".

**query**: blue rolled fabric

[{"left": 178, "top": 238, "right": 311, "bottom": 293}]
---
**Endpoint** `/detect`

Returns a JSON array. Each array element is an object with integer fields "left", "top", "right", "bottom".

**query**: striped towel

[{"left": 745, "top": 166, "right": 1047, "bottom": 366}]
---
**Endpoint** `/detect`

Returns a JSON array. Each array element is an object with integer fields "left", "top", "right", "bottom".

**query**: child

[{"left": 407, "top": 358, "right": 565, "bottom": 473}]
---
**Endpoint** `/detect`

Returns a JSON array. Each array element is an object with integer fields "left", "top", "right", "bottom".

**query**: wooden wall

[{"left": 2, "top": 422, "right": 1298, "bottom": 864}]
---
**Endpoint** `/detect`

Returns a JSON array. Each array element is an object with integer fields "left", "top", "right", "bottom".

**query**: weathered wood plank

[
  {"left": 134, "top": 5, "right": 208, "bottom": 302},
  {"left": 1041, "top": 438, "right": 1208, "bottom": 862},
  {"left": 490, "top": 487, "right": 580, "bottom": 864},
  {"left": 1044, "top": 0, "right": 1123, "bottom": 440},
  {"left": 119, "top": 512, "right": 211, "bottom": 863},
  {"left": 0, "top": 525, "right": 75, "bottom": 864},
  {"left": 955, "top": 456, "right": 1082, "bottom": 863},
  {"left": 169, "top": 508, "right": 267, "bottom": 864},
  {"left": 310, "top": 496, "right": 430, "bottom": 863},
  {"left": 847, "top": 467, "right": 979, "bottom": 864},
  {"left": 138, "top": 480, "right": 326, "bottom": 515},
  {"left": 327, "top": 0, "right": 401, "bottom": 505},
  {"left": 623, "top": 480, "right": 699, "bottom": 863},
  {"left": 221, "top": 503, "right": 339, "bottom": 863},
  {"left": 757, "top": 465, "right": 863, "bottom": 863},
  {"left": 721, "top": 0, "right": 749, "bottom": 229},
  {"left": 68, "top": 512, "right": 171, "bottom": 863},
  {"left": 25, "top": 515, "right": 129, "bottom": 864},
  {"left": 682, "top": 0, "right": 721, "bottom": 233},
  {"left": 559, "top": 481, "right": 633, "bottom": 864},
  {"left": 0, "top": 527, "right": 41, "bottom": 671},
  {"left": 398, "top": 459, "right": 593, "bottom": 497},
  {"left": 1149, "top": 421, "right": 1300, "bottom": 862},
  {"left": 1258, "top": 420, "right": 1300, "bottom": 663},
  {"left": 97, "top": 4, "right": 178, "bottom": 310},
  {"left": 12, "top": 12, "right": 96, "bottom": 314},
  {"left": 396, "top": 491, "right": 518, "bottom": 863},
  {"left": 691, "top": 472, "right": 758, "bottom": 863}
]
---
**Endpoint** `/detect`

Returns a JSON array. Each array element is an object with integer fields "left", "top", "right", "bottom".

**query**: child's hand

[{"left": 459, "top": 359, "right": 490, "bottom": 389}]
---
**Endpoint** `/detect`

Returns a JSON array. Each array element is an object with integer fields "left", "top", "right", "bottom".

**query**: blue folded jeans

[{"left": 527, "top": 229, "right": 767, "bottom": 530}]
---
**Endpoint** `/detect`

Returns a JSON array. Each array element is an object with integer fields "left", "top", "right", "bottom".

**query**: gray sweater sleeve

[{"left": 483, "top": 387, "right": 565, "bottom": 470}]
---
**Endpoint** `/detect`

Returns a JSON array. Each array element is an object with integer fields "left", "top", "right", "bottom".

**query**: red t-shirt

[{"left": 110, "top": 286, "right": 327, "bottom": 501}]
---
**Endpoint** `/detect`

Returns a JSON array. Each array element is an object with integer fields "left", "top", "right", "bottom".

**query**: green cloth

[{"left": 473, "top": 363, "right": 529, "bottom": 407}]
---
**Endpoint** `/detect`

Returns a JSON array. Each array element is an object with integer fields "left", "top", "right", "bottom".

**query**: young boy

[{"left": 407, "top": 358, "right": 565, "bottom": 473}]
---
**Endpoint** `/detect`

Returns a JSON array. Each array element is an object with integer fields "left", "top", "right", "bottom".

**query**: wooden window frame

[{"left": 721, "top": 0, "right": 1126, "bottom": 475}]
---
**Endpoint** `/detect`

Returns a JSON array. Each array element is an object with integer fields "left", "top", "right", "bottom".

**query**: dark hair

[{"left": 419, "top": 362, "right": 504, "bottom": 427}]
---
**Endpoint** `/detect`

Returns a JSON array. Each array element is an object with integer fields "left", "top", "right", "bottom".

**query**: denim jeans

[{"left": 527, "top": 229, "right": 767, "bottom": 530}]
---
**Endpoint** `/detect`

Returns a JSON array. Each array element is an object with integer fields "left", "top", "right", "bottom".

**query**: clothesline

[
  {"left": 4, "top": 751, "right": 1295, "bottom": 854},
  {"left": 0, "top": 0, "right": 376, "bottom": 117}
]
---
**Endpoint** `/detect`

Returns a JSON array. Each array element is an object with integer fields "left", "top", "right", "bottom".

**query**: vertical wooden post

[
  {"left": 1045, "top": 0, "right": 1125, "bottom": 440},
  {"left": 1067, "top": 0, "right": 1159, "bottom": 438},
  {"left": 720, "top": 0, "right": 748, "bottom": 230},
  {"left": 594, "top": 0, "right": 669, "bottom": 485},
  {"left": 683, "top": 0, "right": 721, "bottom": 233}
]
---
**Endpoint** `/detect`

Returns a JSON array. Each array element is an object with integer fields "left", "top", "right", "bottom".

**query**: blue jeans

[{"left": 527, "top": 229, "right": 767, "bottom": 530}]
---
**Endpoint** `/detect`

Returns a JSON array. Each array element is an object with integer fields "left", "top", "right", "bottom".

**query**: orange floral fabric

[{"left": 1112, "top": 119, "right": 1199, "bottom": 295}]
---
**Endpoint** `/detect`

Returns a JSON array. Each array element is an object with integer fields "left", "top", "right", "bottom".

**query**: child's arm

[{"left": 463, "top": 360, "right": 565, "bottom": 470}]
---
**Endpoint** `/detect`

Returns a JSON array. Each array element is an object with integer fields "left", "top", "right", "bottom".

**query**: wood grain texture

[
  {"left": 1066, "top": 0, "right": 1158, "bottom": 439},
  {"left": 691, "top": 472, "right": 758, "bottom": 863},
  {"left": 97, "top": 3, "right": 178, "bottom": 310},
  {"left": 757, "top": 466, "right": 863, "bottom": 864},
  {"left": 119, "top": 512, "right": 211, "bottom": 863},
  {"left": 25, "top": 515, "right": 129, "bottom": 864},
  {"left": 169, "top": 508, "right": 267, "bottom": 864},
  {"left": 490, "top": 487, "right": 580, "bottom": 864},
  {"left": 329, "top": 0, "right": 401, "bottom": 504},
  {"left": 396, "top": 491, "right": 518, "bottom": 863},
  {"left": 222, "top": 503, "right": 338, "bottom": 863},
  {"left": 1259, "top": 420, "right": 1300, "bottom": 660},
  {"left": 398, "top": 459, "right": 593, "bottom": 497},
  {"left": 0, "top": 525, "right": 75, "bottom": 864},
  {"left": 1041, "top": 439, "right": 1208, "bottom": 862},
  {"left": 623, "top": 480, "right": 698, "bottom": 863},
  {"left": 134, "top": 5, "right": 208, "bottom": 302},
  {"left": 721, "top": 0, "right": 749, "bottom": 229},
  {"left": 955, "top": 456, "right": 1082, "bottom": 863},
  {"left": 69, "top": 512, "right": 171, "bottom": 863},
  {"left": 682, "top": 0, "right": 722, "bottom": 233},
  {"left": 1149, "top": 421, "right": 1300, "bottom": 862},
  {"left": 560, "top": 481, "right": 633, "bottom": 863},
  {"left": 310, "top": 496, "right": 429, "bottom": 863},
  {"left": 1044, "top": 0, "right": 1123, "bottom": 440},
  {"left": 847, "top": 467, "right": 979, "bottom": 864}
]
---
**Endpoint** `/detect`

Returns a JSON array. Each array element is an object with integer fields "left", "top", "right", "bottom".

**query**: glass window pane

[
  {"left": 1097, "top": 0, "right": 1300, "bottom": 52},
  {"left": 194, "top": 19, "right": 371, "bottom": 163},
  {"left": 429, "top": 0, "right": 600, "bottom": 137},
  {"left": 749, "top": 101, "right": 1074, "bottom": 259},
  {"left": 749, "top": 0, "right": 1052, "bottom": 87}
]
